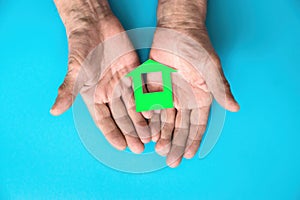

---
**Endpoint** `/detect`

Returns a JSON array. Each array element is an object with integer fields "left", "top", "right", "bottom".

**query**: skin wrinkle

[
  {"left": 157, "top": 0, "right": 207, "bottom": 29},
  {"left": 151, "top": 29, "right": 211, "bottom": 81},
  {"left": 119, "top": 84, "right": 151, "bottom": 141},
  {"left": 97, "top": 41, "right": 137, "bottom": 82},
  {"left": 151, "top": 28, "right": 229, "bottom": 106},
  {"left": 54, "top": 0, "right": 112, "bottom": 29}
]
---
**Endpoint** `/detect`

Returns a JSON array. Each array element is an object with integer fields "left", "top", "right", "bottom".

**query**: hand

[
  {"left": 50, "top": 0, "right": 151, "bottom": 153},
  {"left": 146, "top": 0, "right": 240, "bottom": 167}
]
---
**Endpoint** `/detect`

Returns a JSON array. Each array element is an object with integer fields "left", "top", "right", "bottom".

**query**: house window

[{"left": 142, "top": 72, "right": 164, "bottom": 93}]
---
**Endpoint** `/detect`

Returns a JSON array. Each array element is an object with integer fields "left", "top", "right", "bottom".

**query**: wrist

[
  {"left": 54, "top": 0, "right": 114, "bottom": 33},
  {"left": 157, "top": 0, "right": 207, "bottom": 30}
]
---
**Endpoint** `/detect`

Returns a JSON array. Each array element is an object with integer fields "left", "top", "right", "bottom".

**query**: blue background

[{"left": 1, "top": 0, "right": 300, "bottom": 199}]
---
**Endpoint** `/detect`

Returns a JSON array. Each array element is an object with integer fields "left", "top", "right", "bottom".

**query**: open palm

[
  {"left": 51, "top": 1, "right": 150, "bottom": 154},
  {"left": 145, "top": 27, "right": 239, "bottom": 167}
]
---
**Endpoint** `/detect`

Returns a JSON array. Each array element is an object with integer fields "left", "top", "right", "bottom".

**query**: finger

[
  {"left": 143, "top": 72, "right": 165, "bottom": 141},
  {"left": 149, "top": 110, "right": 161, "bottom": 142},
  {"left": 94, "top": 103, "right": 127, "bottom": 151},
  {"left": 155, "top": 108, "right": 175, "bottom": 156},
  {"left": 140, "top": 75, "right": 154, "bottom": 119},
  {"left": 184, "top": 106, "right": 210, "bottom": 159},
  {"left": 204, "top": 55, "right": 240, "bottom": 112},
  {"left": 142, "top": 111, "right": 154, "bottom": 119},
  {"left": 109, "top": 97, "right": 144, "bottom": 154},
  {"left": 140, "top": 84, "right": 154, "bottom": 119},
  {"left": 50, "top": 56, "right": 84, "bottom": 116},
  {"left": 167, "top": 109, "right": 190, "bottom": 168},
  {"left": 121, "top": 85, "right": 151, "bottom": 144}
]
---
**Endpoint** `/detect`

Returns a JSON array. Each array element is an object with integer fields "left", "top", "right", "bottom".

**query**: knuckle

[
  {"left": 135, "top": 119, "right": 148, "bottom": 127},
  {"left": 68, "top": 55, "right": 79, "bottom": 67},
  {"left": 211, "top": 54, "right": 221, "bottom": 66},
  {"left": 161, "top": 122, "right": 174, "bottom": 132},
  {"left": 224, "top": 79, "right": 231, "bottom": 88},
  {"left": 58, "top": 82, "right": 68, "bottom": 94}
]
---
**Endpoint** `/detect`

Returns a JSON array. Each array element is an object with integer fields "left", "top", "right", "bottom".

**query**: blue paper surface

[{"left": 0, "top": 0, "right": 300, "bottom": 199}]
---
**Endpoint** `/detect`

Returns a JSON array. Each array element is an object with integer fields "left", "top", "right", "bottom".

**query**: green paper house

[{"left": 126, "top": 59, "right": 177, "bottom": 112}]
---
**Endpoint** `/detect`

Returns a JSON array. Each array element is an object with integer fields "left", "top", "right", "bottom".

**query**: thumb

[
  {"left": 50, "top": 60, "right": 83, "bottom": 116},
  {"left": 204, "top": 56, "right": 240, "bottom": 112}
]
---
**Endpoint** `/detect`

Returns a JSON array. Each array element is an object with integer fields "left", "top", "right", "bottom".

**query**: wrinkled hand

[
  {"left": 50, "top": 0, "right": 150, "bottom": 153},
  {"left": 145, "top": 0, "right": 240, "bottom": 167}
]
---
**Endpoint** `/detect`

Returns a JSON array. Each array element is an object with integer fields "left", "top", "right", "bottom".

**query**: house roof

[{"left": 126, "top": 59, "right": 177, "bottom": 77}]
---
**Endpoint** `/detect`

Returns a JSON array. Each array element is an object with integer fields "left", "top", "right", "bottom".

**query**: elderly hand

[
  {"left": 50, "top": 0, "right": 151, "bottom": 153},
  {"left": 145, "top": 0, "right": 240, "bottom": 167}
]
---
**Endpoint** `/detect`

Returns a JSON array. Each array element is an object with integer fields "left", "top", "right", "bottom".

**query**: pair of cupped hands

[{"left": 50, "top": 0, "right": 239, "bottom": 168}]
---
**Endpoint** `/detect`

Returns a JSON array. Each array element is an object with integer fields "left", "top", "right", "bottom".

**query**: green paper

[{"left": 126, "top": 59, "right": 177, "bottom": 112}]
